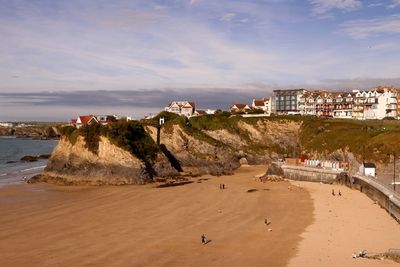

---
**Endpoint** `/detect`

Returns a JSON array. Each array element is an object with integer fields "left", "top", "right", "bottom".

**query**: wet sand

[
  {"left": 0, "top": 166, "right": 312, "bottom": 267},
  {"left": 2, "top": 166, "right": 399, "bottom": 266},
  {"left": 288, "top": 181, "right": 400, "bottom": 267}
]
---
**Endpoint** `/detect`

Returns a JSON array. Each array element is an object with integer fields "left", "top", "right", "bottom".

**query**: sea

[{"left": 0, "top": 137, "right": 58, "bottom": 186}]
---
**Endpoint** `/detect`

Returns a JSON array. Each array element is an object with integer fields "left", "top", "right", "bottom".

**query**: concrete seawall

[
  {"left": 338, "top": 174, "right": 400, "bottom": 223},
  {"left": 281, "top": 164, "right": 339, "bottom": 184},
  {"left": 281, "top": 164, "right": 400, "bottom": 222}
]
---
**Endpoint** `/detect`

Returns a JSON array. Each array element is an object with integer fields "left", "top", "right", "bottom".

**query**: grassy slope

[
  {"left": 61, "top": 112, "right": 400, "bottom": 164},
  {"left": 299, "top": 118, "right": 400, "bottom": 163}
]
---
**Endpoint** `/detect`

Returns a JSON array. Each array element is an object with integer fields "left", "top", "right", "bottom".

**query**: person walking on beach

[
  {"left": 201, "top": 234, "right": 207, "bottom": 244},
  {"left": 338, "top": 190, "right": 342, "bottom": 196},
  {"left": 222, "top": 184, "right": 225, "bottom": 189},
  {"left": 332, "top": 189, "right": 335, "bottom": 196}
]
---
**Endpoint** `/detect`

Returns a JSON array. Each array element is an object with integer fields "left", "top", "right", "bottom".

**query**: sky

[{"left": 1, "top": 0, "right": 400, "bottom": 121}]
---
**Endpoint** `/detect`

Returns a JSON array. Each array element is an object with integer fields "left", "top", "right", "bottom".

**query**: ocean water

[{"left": 0, "top": 137, "right": 58, "bottom": 186}]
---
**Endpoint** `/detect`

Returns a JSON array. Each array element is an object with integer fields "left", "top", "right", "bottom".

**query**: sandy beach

[
  {"left": 0, "top": 165, "right": 399, "bottom": 266},
  {"left": 288, "top": 181, "right": 400, "bottom": 267}
]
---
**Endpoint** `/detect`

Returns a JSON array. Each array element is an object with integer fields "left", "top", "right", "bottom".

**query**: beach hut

[{"left": 359, "top": 163, "right": 376, "bottom": 177}]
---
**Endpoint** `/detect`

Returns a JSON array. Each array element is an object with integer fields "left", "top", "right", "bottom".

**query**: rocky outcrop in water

[
  {"left": 31, "top": 136, "right": 178, "bottom": 185},
  {"left": 0, "top": 126, "right": 60, "bottom": 139}
]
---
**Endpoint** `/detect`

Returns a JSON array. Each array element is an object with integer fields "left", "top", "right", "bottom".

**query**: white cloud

[
  {"left": 189, "top": 0, "right": 200, "bottom": 6},
  {"left": 220, "top": 12, "right": 236, "bottom": 22},
  {"left": 388, "top": 0, "right": 400, "bottom": 8},
  {"left": 310, "top": 0, "right": 362, "bottom": 15},
  {"left": 340, "top": 15, "right": 400, "bottom": 39}
]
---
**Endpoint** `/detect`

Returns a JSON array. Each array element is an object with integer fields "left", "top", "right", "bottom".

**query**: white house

[
  {"left": 230, "top": 103, "right": 251, "bottom": 113},
  {"left": 251, "top": 98, "right": 272, "bottom": 115},
  {"left": 351, "top": 87, "right": 398, "bottom": 120},
  {"left": 165, "top": 101, "right": 196, "bottom": 117},
  {"left": 359, "top": 163, "right": 376, "bottom": 177},
  {"left": 0, "top": 122, "right": 13, "bottom": 127}
]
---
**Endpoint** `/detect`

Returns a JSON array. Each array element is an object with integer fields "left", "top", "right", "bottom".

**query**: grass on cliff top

[
  {"left": 142, "top": 111, "right": 227, "bottom": 147},
  {"left": 299, "top": 118, "right": 400, "bottom": 163},
  {"left": 60, "top": 121, "right": 159, "bottom": 161}
]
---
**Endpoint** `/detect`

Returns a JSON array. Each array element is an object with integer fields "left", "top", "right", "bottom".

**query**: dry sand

[
  {"left": 0, "top": 166, "right": 312, "bottom": 267},
  {"left": 1, "top": 166, "right": 399, "bottom": 266},
  {"left": 288, "top": 181, "right": 400, "bottom": 267}
]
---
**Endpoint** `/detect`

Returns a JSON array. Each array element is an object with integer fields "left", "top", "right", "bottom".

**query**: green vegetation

[
  {"left": 60, "top": 120, "right": 158, "bottom": 160},
  {"left": 106, "top": 120, "right": 158, "bottom": 161},
  {"left": 299, "top": 118, "right": 400, "bottom": 163},
  {"left": 60, "top": 111, "right": 400, "bottom": 164},
  {"left": 60, "top": 125, "right": 80, "bottom": 145}
]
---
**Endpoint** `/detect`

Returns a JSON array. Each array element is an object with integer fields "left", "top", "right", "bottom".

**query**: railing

[{"left": 353, "top": 174, "right": 400, "bottom": 206}]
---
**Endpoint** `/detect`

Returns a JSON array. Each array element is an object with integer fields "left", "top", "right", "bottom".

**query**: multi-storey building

[
  {"left": 303, "top": 92, "right": 315, "bottom": 116},
  {"left": 397, "top": 89, "right": 400, "bottom": 119},
  {"left": 271, "top": 87, "right": 398, "bottom": 120},
  {"left": 272, "top": 89, "right": 307, "bottom": 115},
  {"left": 352, "top": 87, "right": 398, "bottom": 120},
  {"left": 332, "top": 93, "right": 353, "bottom": 119},
  {"left": 314, "top": 92, "right": 334, "bottom": 117},
  {"left": 379, "top": 87, "right": 397, "bottom": 118}
]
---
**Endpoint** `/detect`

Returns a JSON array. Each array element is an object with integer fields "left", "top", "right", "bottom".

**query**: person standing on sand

[
  {"left": 332, "top": 189, "right": 335, "bottom": 196},
  {"left": 222, "top": 184, "right": 225, "bottom": 189},
  {"left": 338, "top": 190, "right": 342, "bottom": 196},
  {"left": 201, "top": 234, "right": 207, "bottom": 244}
]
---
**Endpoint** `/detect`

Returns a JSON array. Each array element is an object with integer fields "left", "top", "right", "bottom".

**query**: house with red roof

[
  {"left": 230, "top": 103, "right": 251, "bottom": 113},
  {"left": 70, "top": 114, "right": 118, "bottom": 128},
  {"left": 251, "top": 98, "right": 272, "bottom": 115}
]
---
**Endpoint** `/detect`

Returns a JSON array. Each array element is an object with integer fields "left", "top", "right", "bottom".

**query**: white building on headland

[
  {"left": 353, "top": 87, "right": 398, "bottom": 120},
  {"left": 251, "top": 98, "right": 272, "bottom": 116},
  {"left": 0, "top": 122, "right": 13, "bottom": 127},
  {"left": 165, "top": 101, "right": 196, "bottom": 117}
]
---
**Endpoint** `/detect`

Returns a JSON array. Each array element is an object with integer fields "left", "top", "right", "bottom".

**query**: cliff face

[
  {"left": 146, "top": 125, "right": 240, "bottom": 176},
  {"left": 31, "top": 136, "right": 176, "bottom": 185},
  {"left": 35, "top": 118, "right": 302, "bottom": 185},
  {"left": 203, "top": 120, "right": 301, "bottom": 164},
  {"left": 34, "top": 115, "right": 399, "bottom": 186}
]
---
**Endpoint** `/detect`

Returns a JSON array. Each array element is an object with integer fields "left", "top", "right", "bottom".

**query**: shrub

[
  {"left": 79, "top": 123, "right": 101, "bottom": 154},
  {"left": 106, "top": 120, "right": 159, "bottom": 161}
]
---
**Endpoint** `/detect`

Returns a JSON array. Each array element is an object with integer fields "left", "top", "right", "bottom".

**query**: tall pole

[
  {"left": 157, "top": 125, "right": 161, "bottom": 146},
  {"left": 394, "top": 152, "right": 396, "bottom": 193}
]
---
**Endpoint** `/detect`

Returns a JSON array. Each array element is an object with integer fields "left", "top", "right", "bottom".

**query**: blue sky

[{"left": 1, "top": 0, "right": 400, "bottom": 120}]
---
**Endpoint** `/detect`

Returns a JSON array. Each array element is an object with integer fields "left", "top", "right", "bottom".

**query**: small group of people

[
  {"left": 332, "top": 189, "right": 342, "bottom": 196},
  {"left": 219, "top": 184, "right": 226, "bottom": 190},
  {"left": 352, "top": 250, "right": 366, "bottom": 259}
]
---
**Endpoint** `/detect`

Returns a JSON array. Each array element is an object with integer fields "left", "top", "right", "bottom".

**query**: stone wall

[
  {"left": 281, "top": 164, "right": 339, "bottom": 184},
  {"left": 338, "top": 174, "right": 400, "bottom": 223}
]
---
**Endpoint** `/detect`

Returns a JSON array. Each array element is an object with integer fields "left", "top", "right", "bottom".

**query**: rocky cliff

[
  {"left": 33, "top": 114, "right": 400, "bottom": 186},
  {"left": 146, "top": 124, "right": 240, "bottom": 176},
  {"left": 31, "top": 135, "right": 179, "bottom": 185}
]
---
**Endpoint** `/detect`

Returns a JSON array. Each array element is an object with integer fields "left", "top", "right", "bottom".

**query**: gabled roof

[
  {"left": 195, "top": 109, "right": 207, "bottom": 115},
  {"left": 71, "top": 119, "right": 77, "bottom": 124},
  {"left": 231, "top": 103, "right": 248, "bottom": 109},
  {"left": 182, "top": 102, "right": 195, "bottom": 108},
  {"left": 253, "top": 100, "right": 265, "bottom": 106},
  {"left": 78, "top": 115, "right": 97, "bottom": 124}
]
